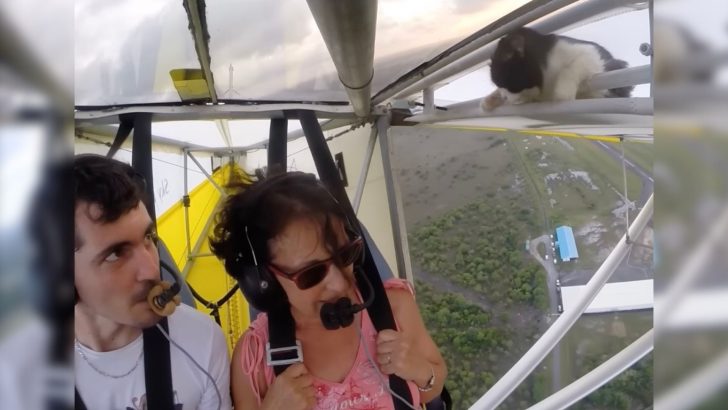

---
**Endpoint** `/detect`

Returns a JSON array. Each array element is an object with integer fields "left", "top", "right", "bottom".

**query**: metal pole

[
  {"left": 267, "top": 118, "right": 288, "bottom": 175},
  {"left": 585, "top": 65, "right": 652, "bottom": 92},
  {"left": 106, "top": 115, "right": 134, "bottom": 159},
  {"left": 377, "top": 115, "right": 414, "bottom": 284},
  {"left": 183, "top": 0, "right": 218, "bottom": 103},
  {"left": 186, "top": 151, "right": 227, "bottom": 197},
  {"left": 189, "top": 252, "right": 215, "bottom": 258},
  {"left": 654, "top": 347, "right": 728, "bottom": 410},
  {"left": 130, "top": 114, "right": 156, "bottom": 219},
  {"left": 306, "top": 0, "right": 377, "bottom": 116},
  {"left": 655, "top": 205, "right": 728, "bottom": 327},
  {"left": 528, "top": 330, "right": 653, "bottom": 410},
  {"left": 407, "top": 97, "right": 653, "bottom": 124},
  {"left": 183, "top": 150, "right": 192, "bottom": 260},
  {"left": 182, "top": 202, "right": 222, "bottom": 278},
  {"left": 620, "top": 139, "right": 631, "bottom": 242},
  {"left": 470, "top": 195, "right": 653, "bottom": 410},
  {"left": 649, "top": 0, "right": 654, "bottom": 98},
  {"left": 423, "top": 87, "right": 435, "bottom": 116},
  {"left": 352, "top": 126, "right": 378, "bottom": 214}
]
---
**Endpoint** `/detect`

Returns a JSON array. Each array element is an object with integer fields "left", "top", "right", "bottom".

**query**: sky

[
  {"left": 3, "top": 0, "right": 716, "bottom": 175},
  {"left": 65, "top": 1, "right": 668, "bottom": 149},
  {"left": 3, "top": 0, "right": 723, "bottom": 111},
  {"left": 436, "top": 8, "right": 654, "bottom": 102},
  {"left": 71, "top": 0, "right": 533, "bottom": 105}
]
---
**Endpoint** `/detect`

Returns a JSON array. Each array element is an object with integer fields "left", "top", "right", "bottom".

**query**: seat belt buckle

[{"left": 266, "top": 341, "right": 303, "bottom": 366}]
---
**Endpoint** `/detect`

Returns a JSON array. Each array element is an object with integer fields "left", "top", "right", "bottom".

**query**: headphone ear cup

[{"left": 237, "top": 264, "right": 285, "bottom": 313}]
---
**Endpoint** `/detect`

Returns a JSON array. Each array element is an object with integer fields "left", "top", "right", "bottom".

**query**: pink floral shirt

[{"left": 239, "top": 279, "right": 422, "bottom": 410}]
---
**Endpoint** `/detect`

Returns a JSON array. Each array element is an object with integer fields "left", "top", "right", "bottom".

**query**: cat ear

[{"left": 509, "top": 34, "right": 525, "bottom": 57}]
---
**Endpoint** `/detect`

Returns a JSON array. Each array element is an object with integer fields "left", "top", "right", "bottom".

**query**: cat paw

[{"left": 482, "top": 91, "right": 505, "bottom": 111}]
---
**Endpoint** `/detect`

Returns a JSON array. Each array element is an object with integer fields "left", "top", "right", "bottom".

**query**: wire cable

[
  {"left": 620, "top": 138, "right": 631, "bottom": 243},
  {"left": 155, "top": 323, "right": 222, "bottom": 410},
  {"left": 357, "top": 321, "right": 418, "bottom": 410}
]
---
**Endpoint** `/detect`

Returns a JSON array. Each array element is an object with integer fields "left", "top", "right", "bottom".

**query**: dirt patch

[
  {"left": 576, "top": 221, "right": 608, "bottom": 246},
  {"left": 544, "top": 169, "right": 600, "bottom": 196}
]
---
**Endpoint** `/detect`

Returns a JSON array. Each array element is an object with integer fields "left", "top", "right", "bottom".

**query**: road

[
  {"left": 593, "top": 140, "right": 653, "bottom": 209},
  {"left": 553, "top": 141, "right": 655, "bottom": 287},
  {"left": 526, "top": 142, "right": 654, "bottom": 393},
  {"left": 528, "top": 234, "right": 562, "bottom": 393},
  {"left": 528, "top": 235, "right": 560, "bottom": 314}
]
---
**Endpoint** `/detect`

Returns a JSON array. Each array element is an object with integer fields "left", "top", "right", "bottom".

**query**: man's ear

[{"left": 509, "top": 33, "right": 525, "bottom": 57}]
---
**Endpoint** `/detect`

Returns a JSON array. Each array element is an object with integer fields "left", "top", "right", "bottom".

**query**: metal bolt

[{"left": 639, "top": 43, "right": 652, "bottom": 57}]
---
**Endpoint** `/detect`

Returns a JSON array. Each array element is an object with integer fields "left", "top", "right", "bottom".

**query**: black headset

[
  {"left": 227, "top": 173, "right": 372, "bottom": 329},
  {"left": 319, "top": 268, "right": 374, "bottom": 330},
  {"left": 229, "top": 225, "right": 288, "bottom": 313}
]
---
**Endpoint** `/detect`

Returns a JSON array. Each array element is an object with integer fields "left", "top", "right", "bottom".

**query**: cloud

[
  {"left": 74, "top": 0, "right": 541, "bottom": 105},
  {"left": 207, "top": 0, "right": 313, "bottom": 62}
]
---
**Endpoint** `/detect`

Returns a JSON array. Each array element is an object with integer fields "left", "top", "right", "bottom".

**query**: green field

[
  {"left": 559, "top": 311, "right": 653, "bottom": 410},
  {"left": 392, "top": 126, "right": 653, "bottom": 408},
  {"left": 508, "top": 136, "right": 642, "bottom": 227},
  {"left": 409, "top": 196, "right": 547, "bottom": 409},
  {"left": 506, "top": 136, "right": 645, "bottom": 269},
  {"left": 559, "top": 311, "right": 652, "bottom": 383},
  {"left": 623, "top": 141, "right": 654, "bottom": 176}
]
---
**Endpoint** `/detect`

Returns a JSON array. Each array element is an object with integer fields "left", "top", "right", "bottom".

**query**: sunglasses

[{"left": 267, "top": 237, "right": 364, "bottom": 290}]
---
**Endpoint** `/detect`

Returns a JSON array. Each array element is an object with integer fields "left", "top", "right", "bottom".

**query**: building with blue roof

[{"left": 555, "top": 226, "right": 579, "bottom": 262}]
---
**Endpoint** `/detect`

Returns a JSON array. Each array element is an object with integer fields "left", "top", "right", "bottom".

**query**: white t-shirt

[{"left": 75, "top": 305, "right": 232, "bottom": 410}]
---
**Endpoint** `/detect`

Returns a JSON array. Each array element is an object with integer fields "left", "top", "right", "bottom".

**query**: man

[{"left": 73, "top": 154, "right": 231, "bottom": 409}]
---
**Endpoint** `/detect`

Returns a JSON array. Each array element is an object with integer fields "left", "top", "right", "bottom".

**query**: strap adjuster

[{"left": 266, "top": 341, "right": 303, "bottom": 366}]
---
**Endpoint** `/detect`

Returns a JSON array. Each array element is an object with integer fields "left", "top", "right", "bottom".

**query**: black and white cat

[{"left": 482, "top": 27, "right": 633, "bottom": 111}]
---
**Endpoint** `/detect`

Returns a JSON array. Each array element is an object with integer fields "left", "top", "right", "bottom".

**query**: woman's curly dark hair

[{"left": 210, "top": 172, "right": 352, "bottom": 284}]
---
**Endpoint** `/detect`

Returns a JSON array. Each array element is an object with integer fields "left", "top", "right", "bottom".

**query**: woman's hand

[
  {"left": 260, "top": 363, "right": 316, "bottom": 410},
  {"left": 376, "top": 329, "right": 432, "bottom": 388}
]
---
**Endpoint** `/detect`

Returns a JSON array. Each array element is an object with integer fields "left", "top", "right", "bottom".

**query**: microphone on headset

[
  {"left": 320, "top": 269, "right": 375, "bottom": 330},
  {"left": 147, "top": 260, "right": 182, "bottom": 317}
]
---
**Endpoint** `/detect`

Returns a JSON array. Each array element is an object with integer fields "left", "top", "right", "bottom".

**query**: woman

[{"left": 211, "top": 172, "right": 446, "bottom": 410}]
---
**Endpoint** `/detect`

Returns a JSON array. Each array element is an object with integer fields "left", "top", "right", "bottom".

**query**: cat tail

[{"left": 604, "top": 58, "right": 634, "bottom": 98}]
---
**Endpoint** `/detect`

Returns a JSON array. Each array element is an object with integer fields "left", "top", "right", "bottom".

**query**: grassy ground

[
  {"left": 562, "top": 311, "right": 654, "bottom": 410},
  {"left": 623, "top": 141, "right": 654, "bottom": 175},
  {"left": 391, "top": 126, "right": 652, "bottom": 408},
  {"left": 508, "top": 137, "right": 642, "bottom": 224},
  {"left": 506, "top": 136, "right": 643, "bottom": 269},
  {"left": 559, "top": 311, "right": 653, "bottom": 385},
  {"left": 393, "top": 127, "right": 516, "bottom": 228}
]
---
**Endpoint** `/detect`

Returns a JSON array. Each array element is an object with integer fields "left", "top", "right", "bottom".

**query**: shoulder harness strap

[{"left": 143, "top": 317, "right": 175, "bottom": 409}]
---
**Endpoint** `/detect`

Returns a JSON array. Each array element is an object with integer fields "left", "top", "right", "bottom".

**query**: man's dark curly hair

[
  {"left": 73, "top": 154, "right": 147, "bottom": 246},
  {"left": 210, "top": 171, "right": 353, "bottom": 283}
]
